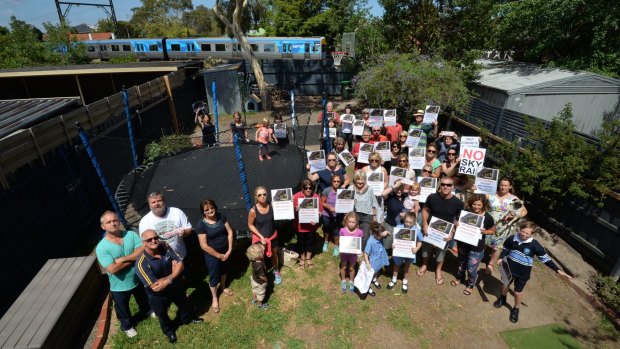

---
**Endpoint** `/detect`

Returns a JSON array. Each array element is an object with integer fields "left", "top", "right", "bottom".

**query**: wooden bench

[{"left": 0, "top": 256, "right": 102, "bottom": 349}]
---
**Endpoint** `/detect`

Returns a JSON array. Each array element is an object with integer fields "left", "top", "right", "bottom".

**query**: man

[
  {"left": 136, "top": 229, "right": 203, "bottom": 343},
  {"left": 139, "top": 191, "right": 192, "bottom": 259},
  {"left": 96, "top": 211, "right": 152, "bottom": 338},
  {"left": 419, "top": 176, "right": 464, "bottom": 285},
  {"left": 369, "top": 126, "right": 388, "bottom": 143},
  {"left": 385, "top": 121, "right": 403, "bottom": 143},
  {"left": 316, "top": 101, "right": 340, "bottom": 123},
  {"left": 408, "top": 109, "right": 438, "bottom": 149}
]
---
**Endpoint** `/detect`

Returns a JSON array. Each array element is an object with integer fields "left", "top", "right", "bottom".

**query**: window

[
  {"left": 149, "top": 44, "right": 158, "bottom": 51},
  {"left": 187, "top": 43, "right": 195, "bottom": 51},
  {"left": 100, "top": 45, "right": 107, "bottom": 51},
  {"left": 111, "top": 45, "right": 119, "bottom": 51},
  {"left": 304, "top": 43, "right": 310, "bottom": 53},
  {"left": 215, "top": 44, "right": 225, "bottom": 51},
  {"left": 201, "top": 43, "right": 211, "bottom": 51},
  {"left": 251, "top": 44, "right": 258, "bottom": 51},
  {"left": 282, "top": 43, "right": 292, "bottom": 53},
  {"left": 232, "top": 44, "right": 241, "bottom": 52},
  {"left": 87, "top": 46, "right": 95, "bottom": 52},
  {"left": 171, "top": 44, "right": 181, "bottom": 51},
  {"left": 135, "top": 44, "right": 144, "bottom": 52},
  {"left": 263, "top": 44, "right": 274, "bottom": 52},
  {"left": 122, "top": 44, "right": 131, "bottom": 51}
]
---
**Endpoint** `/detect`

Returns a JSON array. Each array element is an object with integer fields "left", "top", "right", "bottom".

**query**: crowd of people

[{"left": 96, "top": 103, "right": 572, "bottom": 343}]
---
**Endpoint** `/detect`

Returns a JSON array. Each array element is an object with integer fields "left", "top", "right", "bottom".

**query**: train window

[
  {"left": 304, "top": 43, "right": 310, "bottom": 53},
  {"left": 171, "top": 44, "right": 181, "bottom": 51},
  {"left": 100, "top": 45, "right": 107, "bottom": 51},
  {"left": 201, "top": 43, "right": 211, "bottom": 51},
  {"left": 263, "top": 44, "right": 274, "bottom": 52},
  {"left": 87, "top": 46, "right": 96, "bottom": 52},
  {"left": 232, "top": 44, "right": 241, "bottom": 52},
  {"left": 251, "top": 44, "right": 258, "bottom": 51},
  {"left": 149, "top": 44, "right": 158, "bottom": 51},
  {"left": 122, "top": 44, "right": 131, "bottom": 51},
  {"left": 314, "top": 43, "right": 321, "bottom": 52},
  {"left": 187, "top": 43, "right": 195, "bottom": 51},
  {"left": 282, "top": 43, "right": 292, "bottom": 53},
  {"left": 111, "top": 45, "right": 119, "bottom": 51},
  {"left": 215, "top": 44, "right": 225, "bottom": 51}
]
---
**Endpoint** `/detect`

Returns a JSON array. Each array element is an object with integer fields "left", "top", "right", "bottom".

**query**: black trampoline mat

[{"left": 146, "top": 144, "right": 305, "bottom": 230}]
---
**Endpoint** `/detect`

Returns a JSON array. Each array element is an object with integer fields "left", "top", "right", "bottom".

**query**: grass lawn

[{"left": 501, "top": 323, "right": 583, "bottom": 349}]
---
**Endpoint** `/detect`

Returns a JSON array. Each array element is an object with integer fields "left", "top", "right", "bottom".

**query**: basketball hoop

[{"left": 331, "top": 51, "right": 346, "bottom": 69}]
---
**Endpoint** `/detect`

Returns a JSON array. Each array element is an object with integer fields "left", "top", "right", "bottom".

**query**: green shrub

[
  {"left": 143, "top": 134, "right": 192, "bottom": 165},
  {"left": 590, "top": 273, "right": 620, "bottom": 316}
]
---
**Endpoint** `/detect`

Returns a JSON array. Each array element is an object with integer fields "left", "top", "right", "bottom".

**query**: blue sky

[{"left": 0, "top": 0, "right": 384, "bottom": 30}]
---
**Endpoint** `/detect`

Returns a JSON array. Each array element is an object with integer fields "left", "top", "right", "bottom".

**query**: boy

[
  {"left": 246, "top": 243, "right": 269, "bottom": 309},
  {"left": 494, "top": 221, "right": 572, "bottom": 323}
]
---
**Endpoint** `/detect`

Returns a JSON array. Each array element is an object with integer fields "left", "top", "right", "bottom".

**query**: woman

[
  {"left": 230, "top": 111, "right": 248, "bottom": 143},
  {"left": 394, "top": 154, "right": 417, "bottom": 192},
  {"left": 441, "top": 149, "right": 459, "bottom": 177},
  {"left": 424, "top": 144, "right": 442, "bottom": 178},
  {"left": 349, "top": 170, "right": 380, "bottom": 250},
  {"left": 248, "top": 186, "right": 282, "bottom": 284},
  {"left": 435, "top": 133, "right": 459, "bottom": 162},
  {"left": 196, "top": 110, "right": 216, "bottom": 147},
  {"left": 451, "top": 194, "right": 495, "bottom": 295},
  {"left": 196, "top": 199, "right": 234, "bottom": 313},
  {"left": 293, "top": 179, "right": 323, "bottom": 269},
  {"left": 384, "top": 142, "right": 402, "bottom": 174},
  {"left": 398, "top": 131, "right": 409, "bottom": 155},
  {"left": 351, "top": 129, "right": 373, "bottom": 170},
  {"left": 339, "top": 104, "right": 356, "bottom": 150},
  {"left": 380, "top": 179, "right": 407, "bottom": 252},
  {"left": 307, "top": 152, "right": 350, "bottom": 192},
  {"left": 331, "top": 137, "right": 348, "bottom": 167},
  {"left": 485, "top": 177, "right": 528, "bottom": 273},
  {"left": 320, "top": 174, "right": 343, "bottom": 256},
  {"left": 361, "top": 152, "right": 389, "bottom": 191}
]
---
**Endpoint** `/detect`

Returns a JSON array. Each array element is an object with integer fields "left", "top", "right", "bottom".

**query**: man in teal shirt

[
  {"left": 96, "top": 211, "right": 152, "bottom": 338},
  {"left": 408, "top": 109, "right": 438, "bottom": 149}
]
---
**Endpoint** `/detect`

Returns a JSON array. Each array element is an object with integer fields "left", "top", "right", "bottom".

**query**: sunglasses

[
  {"left": 399, "top": 135, "right": 407, "bottom": 138},
  {"left": 372, "top": 130, "right": 381, "bottom": 133},
  {"left": 427, "top": 150, "right": 436, "bottom": 154},
  {"left": 422, "top": 169, "right": 432, "bottom": 173},
  {"left": 303, "top": 186, "right": 313, "bottom": 190},
  {"left": 440, "top": 183, "right": 453, "bottom": 187},
  {"left": 370, "top": 159, "right": 380, "bottom": 163},
  {"left": 257, "top": 193, "right": 267, "bottom": 197},
  {"left": 327, "top": 159, "right": 337, "bottom": 162},
  {"left": 143, "top": 236, "right": 159, "bottom": 243},
  {"left": 448, "top": 153, "right": 456, "bottom": 156}
]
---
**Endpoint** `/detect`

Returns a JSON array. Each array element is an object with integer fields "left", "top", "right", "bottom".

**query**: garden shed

[{"left": 471, "top": 60, "right": 620, "bottom": 136}]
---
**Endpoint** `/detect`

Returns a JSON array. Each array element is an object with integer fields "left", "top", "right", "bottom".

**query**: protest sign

[
  {"left": 458, "top": 147, "right": 486, "bottom": 175},
  {"left": 383, "top": 109, "right": 397, "bottom": 126},
  {"left": 373, "top": 141, "right": 391, "bottom": 162},
  {"left": 423, "top": 105, "right": 440, "bottom": 124},
  {"left": 271, "top": 188, "right": 294, "bottom": 220},
  {"left": 369, "top": 108, "right": 383, "bottom": 127},
  {"left": 297, "top": 197, "right": 319, "bottom": 224},
  {"left": 454, "top": 211, "right": 484, "bottom": 246},
  {"left": 358, "top": 143, "right": 373, "bottom": 164},
  {"left": 474, "top": 167, "right": 499, "bottom": 195},
  {"left": 425, "top": 217, "right": 453, "bottom": 249},
  {"left": 409, "top": 147, "right": 425, "bottom": 169},
  {"left": 460, "top": 136, "right": 480, "bottom": 150},
  {"left": 329, "top": 127, "right": 337, "bottom": 139},
  {"left": 389, "top": 167, "right": 408, "bottom": 187},
  {"left": 307, "top": 150, "right": 327, "bottom": 173},
  {"left": 274, "top": 123, "right": 287, "bottom": 139},
  {"left": 352, "top": 120, "right": 365, "bottom": 136},
  {"left": 405, "top": 129, "right": 422, "bottom": 148},
  {"left": 335, "top": 189, "right": 355, "bottom": 213},
  {"left": 393, "top": 228, "right": 417, "bottom": 259},
  {"left": 341, "top": 114, "right": 354, "bottom": 134},
  {"left": 339, "top": 236, "right": 362, "bottom": 255},
  {"left": 338, "top": 149, "right": 356, "bottom": 167},
  {"left": 499, "top": 257, "right": 513, "bottom": 287},
  {"left": 366, "top": 172, "right": 384, "bottom": 196},
  {"left": 417, "top": 177, "right": 437, "bottom": 203}
]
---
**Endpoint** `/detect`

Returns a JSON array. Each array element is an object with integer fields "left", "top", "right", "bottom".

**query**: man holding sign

[{"left": 419, "top": 176, "right": 464, "bottom": 285}]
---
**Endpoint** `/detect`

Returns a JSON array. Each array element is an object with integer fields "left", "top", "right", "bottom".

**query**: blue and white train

[{"left": 85, "top": 36, "right": 327, "bottom": 60}]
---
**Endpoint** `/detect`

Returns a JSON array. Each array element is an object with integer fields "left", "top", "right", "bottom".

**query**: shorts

[
  {"left": 421, "top": 241, "right": 448, "bottom": 263},
  {"left": 392, "top": 256, "right": 414, "bottom": 266},
  {"left": 251, "top": 277, "right": 267, "bottom": 301},
  {"left": 507, "top": 275, "right": 528, "bottom": 292},
  {"left": 258, "top": 142, "right": 268, "bottom": 156},
  {"left": 340, "top": 253, "right": 358, "bottom": 266}
]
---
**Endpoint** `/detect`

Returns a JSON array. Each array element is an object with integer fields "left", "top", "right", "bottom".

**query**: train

[{"left": 84, "top": 36, "right": 327, "bottom": 61}]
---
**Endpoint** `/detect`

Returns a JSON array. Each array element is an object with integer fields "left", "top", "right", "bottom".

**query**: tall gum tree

[{"left": 213, "top": 0, "right": 269, "bottom": 110}]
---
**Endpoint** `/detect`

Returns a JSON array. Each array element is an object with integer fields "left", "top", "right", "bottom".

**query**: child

[
  {"left": 363, "top": 222, "right": 390, "bottom": 297},
  {"left": 246, "top": 243, "right": 269, "bottom": 309},
  {"left": 256, "top": 117, "right": 277, "bottom": 161},
  {"left": 320, "top": 118, "right": 340, "bottom": 149},
  {"left": 339, "top": 212, "right": 363, "bottom": 294},
  {"left": 399, "top": 182, "right": 421, "bottom": 226},
  {"left": 494, "top": 221, "right": 572, "bottom": 323},
  {"left": 272, "top": 114, "right": 289, "bottom": 147},
  {"left": 388, "top": 212, "right": 423, "bottom": 294}
]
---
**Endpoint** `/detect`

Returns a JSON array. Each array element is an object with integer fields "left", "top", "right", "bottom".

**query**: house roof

[{"left": 0, "top": 98, "right": 80, "bottom": 139}]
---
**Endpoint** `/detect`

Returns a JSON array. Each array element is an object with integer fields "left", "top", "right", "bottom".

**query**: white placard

[
  {"left": 393, "top": 228, "right": 417, "bottom": 259},
  {"left": 389, "top": 167, "right": 409, "bottom": 187},
  {"left": 423, "top": 105, "right": 440, "bottom": 124},
  {"left": 335, "top": 189, "right": 355, "bottom": 213},
  {"left": 339, "top": 236, "right": 362, "bottom": 255},
  {"left": 408, "top": 147, "right": 425, "bottom": 169},
  {"left": 307, "top": 150, "right": 327, "bottom": 173},
  {"left": 369, "top": 108, "right": 383, "bottom": 127},
  {"left": 337, "top": 149, "right": 356, "bottom": 167},
  {"left": 271, "top": 188, "right": 294, "bottom": 220},
  {"left": 373, "top": 141, "right": 390, "bottom": 163},
  {"left": 460, "top": 136, "right": 480, "bottom": 149},
  {"left": 297, "top": 197, "right": 319, "bottom": 224},
  {"left": 405, "top": 129, "right": 422, "bottom": 148},
  {"left": 329, "top": 127, "right": 337, "bottom": 139},
  {"left": 425, "top": 217, "right": 453, "bottom": 249},
  {"left": 454, "top": 211, "right": 484, "bottom": 246},
  {"left": 474, "top": 167, "right": 499, "bottom": 195},
  {"left": 375, "top": 195, "right": 384, "bottom": 224},
  {"left": 366, "top": 172, "right": 384, "bottom": 196},
  {"left": 458, "top": 147, "right": 486, "bottom": 175},
  {"left": 274, "top": 123, "right": 287, "bottom": 139},
  {"left": 383, "top": 109, "right": 397, "bottom": 126},
  {"left": 352, "top": 120, "right": 365, "bottom": 136},
  {"left": 417, "top": 177, "right": 437, "bottom": 203},
  {"left": 341, "top": 114, "right": 354, "bottom": 134},
  {"left": 358, "top": 143, "right": 373, "bottom": 164}
]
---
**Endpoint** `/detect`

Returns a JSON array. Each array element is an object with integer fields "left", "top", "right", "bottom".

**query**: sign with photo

[
  {"left": 271, "top": 188, "right": 294, "bottom": 220},
  {"left": 339, "top": 236, "right": 362, "bottom": 255},
  {"left": 337, "top": 149, "right": 356, "bottom": 167},
  {"left": 417, "top": 177, "right": 437, "bottom": 203},
  {"left": 274, "top": 123, "right": 287, "bottom": 139},
  {"left": 425, "top": 217, "right": 454, "bottom": 249},
  {"left": 352, "top": 120, "right": 365, "bottom": 136},
  {"left": 454, "top": 210, "right": 484, "bottom": 246},
  {"left": 366, "top": 172, "right": 384, "bottom": 196},
  {"left": 458, "top": 147, "right": 486, "bottom": 175},
  {"left": 405, "top": 129, "right": 422, "bottom": 148},
  {"left": 329, "top": 127, "right": 337, "bottom": 139},
  {"left": 358, "top": 143, "right": 373, "bottom": 164},
  {"left": 393, "top": 228, "right": 417, "bottom": 259},
  {"left": 408, "top": 147, "right": 425, "bottom": 169},
  {"left": 307, "top": 150, "right": 327, "bottom": 173},
  {"left": 474, "top": 167, "right": 499, "bottom": 195},
  {"left": 373, "top": 141, "right": 390, "bottom": 163},
  {"left": 335, "top": 189, "right": 355, "bottom": 213},
  {"left": 383, "top": 109, "right": 397, "bottom": 126},
  {"left": 297, "top": 197, "right": 319, "bottom": 224},
  {"left": 369, "top": 108, "right": 384, "bottom": 128},
  {"left": 422, "top": 105, "right": 440, "bottom": 124},
  {"left": 389, "top": 167, "right": 409, "bottom": 187},
  {"left": 341, "top": 114, "right": 354, "bottom": 133}
]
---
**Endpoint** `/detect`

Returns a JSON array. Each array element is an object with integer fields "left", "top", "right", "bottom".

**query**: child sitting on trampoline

[{"left": 256, "top": 117, "right": 277, "bottom": 161}]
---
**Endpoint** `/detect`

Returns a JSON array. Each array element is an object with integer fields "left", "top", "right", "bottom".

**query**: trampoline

[{"left": 122, "top": 143, "right": 305, "bottom": 231}]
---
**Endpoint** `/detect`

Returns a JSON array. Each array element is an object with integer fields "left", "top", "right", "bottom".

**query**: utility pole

[{"left": 55, "top": 0, "right": 118, "bottom": 32}]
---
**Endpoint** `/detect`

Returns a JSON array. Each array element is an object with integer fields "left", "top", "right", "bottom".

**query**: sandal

[
  {"left": 299, "top": 259, "right": 305, "bottom": 269},
  {"left": 450, "top": 280, "right": 461, "bottom": 287},
  {"left": 221, "top": 288, "right": 234, "bottom": 297},
  {"left": 435, "top": 278, "right": 444, "bottom": 285},
  {"left": 416, "top": 266, "right": 427, "bottom": 277},
  {"left": 211, "top": 305, "right": 220, "bottom": 313},
  {"left": 463, "top": 286, "right": 473, "bottom": 296},
  {"left": 307, "top": 260, "right": 315, "bottom": 269}
]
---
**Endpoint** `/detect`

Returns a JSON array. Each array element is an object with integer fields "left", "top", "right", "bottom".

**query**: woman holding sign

[
  {"left": 293, "top": 179, "right": 323, "bottom": 269},
  {"left": 423, "top": 144, "right": 442, "bottom": 178},
  {"left": 248, "top": 186, "right": 282, "bottom": 285},
  {"left": 350, "top": 170, "right": 381, "bottom": 250},
  {"left": 441, "top": 149, "right": 460, "bottom": 177},
  {"left": 307, "top": 153, "right": 350, "bottom": 192},
  {"left": 452, "top": 194, "right": 495, "bottom": 295},
  {"left": 321, "top": 174, "right": 343, "bottom": 256},
  {"left": 361, "top": 152, "right": 389, "bottom": 191}
]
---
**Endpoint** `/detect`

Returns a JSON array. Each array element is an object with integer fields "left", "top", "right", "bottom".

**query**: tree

[
  {"left": 130, "top": 0, "right": 194, "bottom": 37},
  {"left": 0, "top": 17, "right": 48, "bottom": 68},
  {"left": 43, "top": 22, "right": 88, "bottom": 65},
  {"left": 97, "top": 18, "right": 139, "bottom": 38},
  {"left": 353, "top": 53, "right": 470, "bottom": 122},
  {"left": 380, "top": 0, "right": 442, "bottom": 55},
  {"left": 352, "top": 17, "right": 390, "bottom": 65},
  {"left": 183, "top": 5, "right": 223, "bottom": 36},
  {"left": 213, "top": 0, "right": 270, "bottom": 110}
]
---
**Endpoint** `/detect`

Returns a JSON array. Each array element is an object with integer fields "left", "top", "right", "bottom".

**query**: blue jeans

[
  {"left": 456, "top": 247, "right": 484, "bottom": 287},
  {"left": 111, "top": 284, "right": 151, "bottom": 331}
]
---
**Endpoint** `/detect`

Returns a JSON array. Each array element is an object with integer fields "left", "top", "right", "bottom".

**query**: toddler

[{"left": 246, "top": 243, "right": 269, "bottom": 309}]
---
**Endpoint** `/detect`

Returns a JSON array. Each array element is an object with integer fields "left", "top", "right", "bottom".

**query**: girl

[
  {"left": 339, "top": 104, "right": 356, "bottom": 150},
  {"left": 339, "top": 212, "right": 363, "bottom": 293},
  {"left": 363, "top": 222, "right": 390, "bottom": 297},
  {"left": 230, "top": 111, "right": 248, "bottom": 143},
  {"left": 321, "top": 118, "right": 339, "bottom": 149},
  {"left": 256, "top": 117, "right": 277, "bottom": 161},
  {"left": 400, "top": 182, "right": 421, "bottom": 225},
  {"left": 494, "top": 221, "right": 572, "bottom": 323},
  {"left": 272, "top": 114, "right": 288, "bottom": 147},
  {"left": 388, "top": 212, "right": 423, "bottom": 294},
  {"left": 321, "top": 174, "right": 343, "bottom": 256},
  {"left": 195, "top": 110, "right": 216, "bottom": 147},
  {"left": 451, "top": 194, "right": 495, "bottom": 296}
]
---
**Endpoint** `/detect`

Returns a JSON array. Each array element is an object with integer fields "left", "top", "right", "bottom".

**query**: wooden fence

[{"left": 0, "top": 72, "right": 186, "bottom": 190}]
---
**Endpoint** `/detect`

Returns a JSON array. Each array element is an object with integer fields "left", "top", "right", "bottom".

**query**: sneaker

[
  {"left": 349, "top": 281, "right": 355, "bottom": 293},
  {"left": 510, "top": 308, "right": 520, "bottom": 323},
  {"left": 257, "top": 303, "right": 269, "bottom": 310},
  {"left": 274, "top": 271, "right": 282, "bottom": 285},
  {"left": 149, "top": 311, "right": 157, "bottom": 319},
  {"left": 333, "top": 246, "right": 339, "bottom": 257},
  {"left": 323, "top": 242, "right": 329, "bottom": 252},
  {"left": 341, "top": 281, "right": 347, "bottom": 293},
  {"left": 125, "top": 327, "right": 138, "bottom": 338}
]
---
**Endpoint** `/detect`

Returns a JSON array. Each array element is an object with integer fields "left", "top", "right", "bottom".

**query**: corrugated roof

[
  {"left": 0, "top": 61, "right": 200, "bottom": 78},
  {"left": 0, "top": 98, "right": 80, "bottom": 139}
]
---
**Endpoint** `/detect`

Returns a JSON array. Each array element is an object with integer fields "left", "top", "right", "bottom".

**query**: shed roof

[
  {"left": 0, "top": 98, "right": 80, "bottom": 139},
  {"left": 0, "top": 61, "right": 198, "bottom": 78}
]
